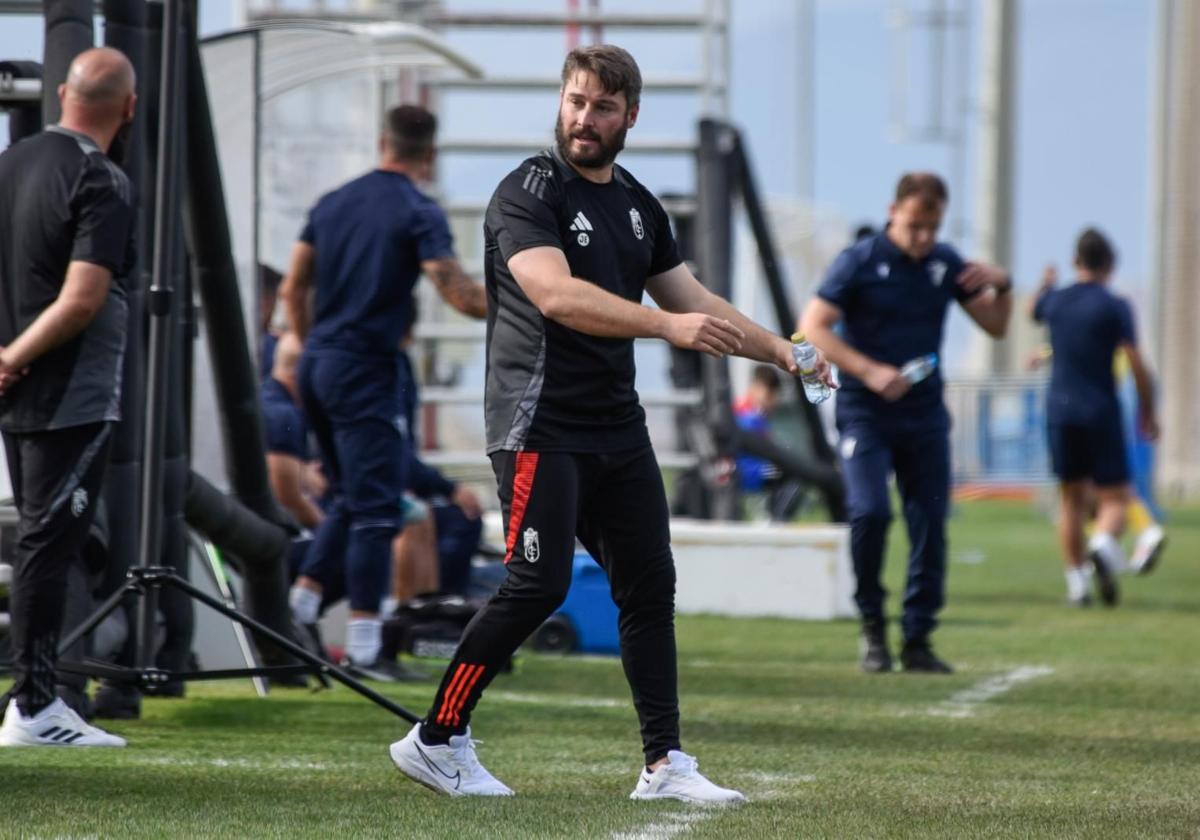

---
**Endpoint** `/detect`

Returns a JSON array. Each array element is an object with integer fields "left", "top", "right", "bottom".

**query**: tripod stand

[{"left": 49, "top": 0, "right": 417, "bottom": 725}]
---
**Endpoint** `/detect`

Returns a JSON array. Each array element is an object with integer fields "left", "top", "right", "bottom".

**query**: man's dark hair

[
  {"left": 751, "top": 365, "right": 781, "bottom": 392},
  {"left": 561, "top": 44, "right": 643, "bottom": 110},
  {"left": 895, "top": 172, "right": 949, "bottom": 209},
  {"left": 1075, "top": 227, "right": 1116, "bottom": 273},
  {"left": 853, "top": 223, "right": 876, "bottom": 242},
  {"left": 384, "top": 104, "right": 437, "bottom": 162}
]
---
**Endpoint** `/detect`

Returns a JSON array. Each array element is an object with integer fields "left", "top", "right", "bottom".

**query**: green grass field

[{"left": 2, "top": 500, "right": 1198, "bottom": 839}]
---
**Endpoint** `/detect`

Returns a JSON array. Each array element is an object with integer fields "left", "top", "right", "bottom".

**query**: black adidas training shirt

[
  {"left": 482, "top": 146, "right": 683, "bottom": 454},
  {"left": 0, "top": 126, "right": 135, "bottom": 432}
]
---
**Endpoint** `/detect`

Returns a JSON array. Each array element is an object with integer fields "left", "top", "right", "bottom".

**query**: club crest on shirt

[
  {"left": 928, "top": 260, "right": 947, "bottom": 287},
  {"left": 70, "top": 487, "right": 88, "bottom": 517},
  {"left": 523, "top": 527, "right": 540, "bottom": 563},
  {"left": 877, "top": 263, "right": 890, "bottom": 279},
  {"left": 629, "top": 208, "right": 644, "bottom": 240}
]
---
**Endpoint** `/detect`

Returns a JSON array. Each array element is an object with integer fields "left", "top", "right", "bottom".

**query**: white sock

[
  {"left": 289, "top": 586, "right": 321, "bottom": 625},
  {"left": 1088, "top": 532, "right": 1127, "bottom": 572},
  {"left": 346, "top": 618, "right": 382, "bottom": 665},
  {"left": 1065, "top": 567, "right": 1089, "bottom": 601}
]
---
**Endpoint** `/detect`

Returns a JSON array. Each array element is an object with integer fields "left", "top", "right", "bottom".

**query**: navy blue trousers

[
  {"left": 838, "top": 408, "right": 950, "bottom": 641},
  {"left": 297, "top": 350, "right": 406, "bottom": 613}
]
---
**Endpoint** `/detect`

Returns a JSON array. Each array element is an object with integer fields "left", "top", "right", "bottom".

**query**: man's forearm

[
  {"left": 0, "top": 299, "right": 96, "bottom": 371},
  {"left": 541, "top": 275, "right": 668, "bottom": 339},
  {"left": 802, "top": 321, "right": 877, "bottom": 380},
  {"left": 695, "top": 292, "right": 786, "bottom": 364}
]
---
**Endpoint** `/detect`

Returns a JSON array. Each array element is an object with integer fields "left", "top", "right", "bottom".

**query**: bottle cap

[{"left": 790, "top": 332, "right": 806, "bottom": 343}]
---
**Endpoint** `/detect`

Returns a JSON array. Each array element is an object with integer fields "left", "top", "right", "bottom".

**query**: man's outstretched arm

[{"left": 507, "top": 246, "right": 745, "bottom": 357}]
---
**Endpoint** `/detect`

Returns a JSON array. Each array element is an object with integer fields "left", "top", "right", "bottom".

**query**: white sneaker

[
  {"left": 0, "top": 698, "right": 126, "bottom": 747},
  {"left": 630, "top": 750, "right": 745, "bottom": 805},
  {"left": 388, "top": 723, "right": 513, "bottom": 797},
  {"left": 1130, "top": 525, "right": 1166, "bottom": 576}
]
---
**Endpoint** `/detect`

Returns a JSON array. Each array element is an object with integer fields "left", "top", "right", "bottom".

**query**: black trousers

[
  {"left": 2, "top": 422, "right": 113, "bottom": 715},
  {"left": 422, "top": 445, "right": 680, "bottom": 764}
]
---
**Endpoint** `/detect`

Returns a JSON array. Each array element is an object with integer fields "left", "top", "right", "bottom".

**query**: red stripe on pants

[
  {"left": 448, "top": 665, "right": 486, "bottom": 726},
  {"left": 503, "top": 451, "right": 540, "bottom": 563},
  {"left": 435, "top": 663, "right": 471, "bottom": 726}
]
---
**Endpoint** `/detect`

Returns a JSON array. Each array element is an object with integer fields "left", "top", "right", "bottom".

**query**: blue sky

[{"left": 1, "top": 0, "right": 1154, "bottom": 298}]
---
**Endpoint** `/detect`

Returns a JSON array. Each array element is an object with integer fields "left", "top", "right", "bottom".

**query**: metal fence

[{"left": 944, "top": 374, "right": 1052, "bottom": 486}]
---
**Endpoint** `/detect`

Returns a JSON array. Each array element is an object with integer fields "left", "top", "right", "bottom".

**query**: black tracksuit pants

[
  {"left": 3, "top": 422, "right": 113, "bottom": 716},
  {"left": 421, "top": 445, "right": 680, "bottom": 764}
]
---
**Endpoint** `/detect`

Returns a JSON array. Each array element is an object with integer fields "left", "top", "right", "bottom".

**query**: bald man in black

[{"left": 0, "top": 47, "right": 136, "bottom": 747}]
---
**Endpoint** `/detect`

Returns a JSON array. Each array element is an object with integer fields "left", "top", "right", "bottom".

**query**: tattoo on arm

[{"left": 427, "top": 261, "right": 486, "bottom": 319}]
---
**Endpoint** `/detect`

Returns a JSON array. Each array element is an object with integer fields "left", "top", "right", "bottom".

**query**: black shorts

[{"left": 1047, "top": 418, "right": 1129, "bottom": 486}]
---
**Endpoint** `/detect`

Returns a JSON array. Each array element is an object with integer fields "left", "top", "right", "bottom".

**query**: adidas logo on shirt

[{"left": 569, "top": 211, "right": 593, "bottom": 246}]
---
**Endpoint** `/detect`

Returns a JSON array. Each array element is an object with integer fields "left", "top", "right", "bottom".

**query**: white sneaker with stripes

[
  {"left": 0, "top": 698, "right": 126, "bottom": 747},
  {"left": 389, "top": 723, "right": 513, "bottom": 797},
  {"left": 630, "top": 750, "right": 745, "bottom": 805}
]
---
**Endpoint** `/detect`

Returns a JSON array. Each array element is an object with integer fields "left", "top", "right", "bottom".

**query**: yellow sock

[{"left": 1127, "top": 498, "right": 1154, "bottom": 533}]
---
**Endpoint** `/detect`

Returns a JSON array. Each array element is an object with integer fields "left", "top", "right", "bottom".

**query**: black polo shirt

[
  {"left": 0, "top": 126, "right": 135, "bottom": 432},
  {"left": 482, "top": 147, "right": 683, "bottom": 454}
]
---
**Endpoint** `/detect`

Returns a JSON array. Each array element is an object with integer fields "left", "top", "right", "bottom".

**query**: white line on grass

[
  {"left": 929, "top": 665, "right": 1055, "bottom": 718},
  {"left": 135, "top": 756, "right": 334, "bottom": 772},
  {"left": 611, "top": 810, "right": 715, "bottom": 840},
  {"left": 489, "top": 690, "right": 626, "bottom": 709}
]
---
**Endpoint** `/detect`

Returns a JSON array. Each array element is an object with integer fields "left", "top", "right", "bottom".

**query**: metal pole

[
  {"left": 973, "top": 0, "right": 1018, "bottom": 375},
  {"left": 795, "top": 0, "right": 815, "bottom": 202},
  {"left": 136, "top": 0, "right": 182, "bottom": 669}
]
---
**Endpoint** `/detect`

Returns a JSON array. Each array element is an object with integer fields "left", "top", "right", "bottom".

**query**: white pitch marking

[
  {"left": 929, "top": 665, "right": 1055, "bottom": 718},
  {"left": 611, "top": 810, "right": 715, "bottom": 840},
  {"left": 135, "top": 755, "right": 333, "bottom": 771},
  {"left": 489, "top": 690, "right": 625, "bottom": 709}
]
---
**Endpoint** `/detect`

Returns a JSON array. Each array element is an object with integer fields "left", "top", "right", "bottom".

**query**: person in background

[
  {"left": 801, "top": 172, "right": 1013, "bottom": 675},
  {"left": 282, "top": 104, "right": 484, "bottom": 682},
  {"left": 0, "top": 47, "right": 137, "bottom": 747},
  {"left": 1031, "top": 231, "right": 1159, "bottom": 607},
  {"left": 262, "top": 331, "right": 324, "bottom": 531}
]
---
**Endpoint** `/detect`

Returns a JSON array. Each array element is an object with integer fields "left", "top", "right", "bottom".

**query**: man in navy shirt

[
  {"left": 801, "top": 173, "right": 1012, "bottom": 674},
  {"left": 281, "top": 105, "right": 485, "bottom": 682},
  {"left": 1032, "top": 229, "right": 1157, "bottom": 607}
]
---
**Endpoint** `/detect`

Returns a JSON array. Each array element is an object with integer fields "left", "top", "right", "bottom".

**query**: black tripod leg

[
  {"left": 56, "top": 578, "right": 139, "bottom": 655},
  {"left": 161, "top": 573, "right": 419, "bottom": 723}
]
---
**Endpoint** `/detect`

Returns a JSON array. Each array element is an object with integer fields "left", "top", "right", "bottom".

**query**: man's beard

[{"left": 554, "top": 117, "right": 626, "bottom": 169}]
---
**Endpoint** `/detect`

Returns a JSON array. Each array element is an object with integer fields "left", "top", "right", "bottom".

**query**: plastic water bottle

[
  {"left": 790, "top": 332, "right": 831, "bottom": 405},
  {"left": 900, "top": 353, "right": 938, "bottom": 385}
]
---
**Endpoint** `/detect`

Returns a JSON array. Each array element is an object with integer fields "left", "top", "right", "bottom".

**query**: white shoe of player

[
  {"left": 630, "top": 750, "right": 746, "bottom": 805},
  {"left": 389, "top": 723, "right": 513, "bottom": 797},
  {"left": 0, "top": 698, "right": 126, "bottom": 747},
  {"left": 1130, "top": 525, "right": 1166, "bottom": 576}
]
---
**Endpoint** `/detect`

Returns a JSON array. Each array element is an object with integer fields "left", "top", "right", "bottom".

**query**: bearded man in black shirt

[
  {"left": 389, "top": 45, "right": 829, "bottom": 803},
  {"left": 0, "top": 47, "right": 136, "bottom": 748}
]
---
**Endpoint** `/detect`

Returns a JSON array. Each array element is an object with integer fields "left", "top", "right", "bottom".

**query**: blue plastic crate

[{"left": 553, "top": 552, "right": 620, "bottom": 655}]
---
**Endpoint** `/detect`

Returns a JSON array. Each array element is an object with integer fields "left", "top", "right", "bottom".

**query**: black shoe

[
  {"left": 900, "top": 639, "right": 953, "bottom": 674},
  {"left": 92, "top": 681, "right": 142, "bottom": 720},
  {"left": 1088, "top": 548, "right": 1119, "bottom": 607},
  {"left": 339, "top": 656, "right": 429, "bottom": 683},
  {"left": 859, "top": 619, "right": 893, "bottom": 673}
]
